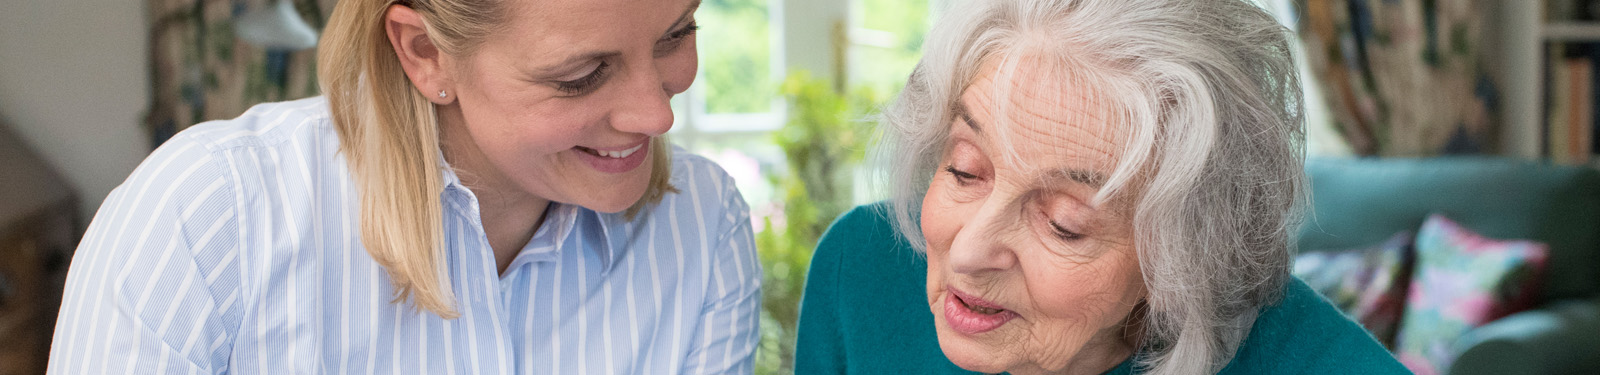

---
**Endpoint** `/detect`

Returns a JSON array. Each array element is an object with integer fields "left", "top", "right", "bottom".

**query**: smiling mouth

[{"left": 574, "top": 143, "right": 644, "bottom": 159}]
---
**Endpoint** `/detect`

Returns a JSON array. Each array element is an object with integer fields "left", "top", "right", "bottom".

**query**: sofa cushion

[
  {"left": 1394, "top": 214, "right": 1549, "bottom": 375},
  {"left": 1294, "top": 231, "right": 1416, "bottom": 348},
  {"left": 1298, "top": 156, "right": 1600, "bottom": 300}
]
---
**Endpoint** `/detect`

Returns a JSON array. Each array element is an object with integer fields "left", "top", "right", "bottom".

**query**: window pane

[
  {"left": 849, "top": 0, "right": 930, "bottom": 98},
  {"left": 700, "top": 0, "right": 774, "bottom": 114}
]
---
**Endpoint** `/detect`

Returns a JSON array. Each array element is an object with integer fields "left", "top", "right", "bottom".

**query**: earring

[{"left": 438, "top": 90, "right": 448, "bottom": 98}]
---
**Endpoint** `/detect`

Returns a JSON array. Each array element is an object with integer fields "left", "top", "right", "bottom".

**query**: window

[
  {"left": 672, "top": 0, "right": 786, "bottom": 221},
  {"left": 849, "top": 0, "right": 934, "bottom": 101},
  {"left": 673, "top": 0, "right": 935, "bottom": 222},
  {"left": 674, "top": 2, "right": 931, "bottom": 374},
  {"left": 698, "top": 0, "right": 779, "bottom": 115}
]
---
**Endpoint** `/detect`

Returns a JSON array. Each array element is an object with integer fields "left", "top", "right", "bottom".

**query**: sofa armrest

[{"left": 1447, "top": 299, "right": 1600, "bottom": 375}]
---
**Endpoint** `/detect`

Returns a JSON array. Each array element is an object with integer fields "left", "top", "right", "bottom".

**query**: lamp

[{"left": 235, "top": 0, "right": 318, "bottom": 50}]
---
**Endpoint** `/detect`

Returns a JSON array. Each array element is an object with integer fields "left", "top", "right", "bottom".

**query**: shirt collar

[
  {"left": 520, "top": 203, "right": 626, "bottom": 273},
  {"left": 592, "top": 208, "right": 631, "bottom": 272},
  {"left": 439, "top": 158, "right": 624, "bottom": 272}
]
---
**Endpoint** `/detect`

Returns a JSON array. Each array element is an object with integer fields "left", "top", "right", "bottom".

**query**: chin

[
  {"left": 934, "top": 319, "right": 1012, "bottom": 373},
  {"left": 579, "top": 172, "right": 652, "bottom": 214},
  {"left": 584, "top": 190, "right": 645, "bottom": 214}
]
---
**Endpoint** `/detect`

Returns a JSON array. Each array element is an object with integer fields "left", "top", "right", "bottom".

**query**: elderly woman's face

[
  {"left": 444, "top": 0, "right": 699, "bottom": 212},
  {"left": 922, "top": 60, "right": 1147, "bottom": 374}
]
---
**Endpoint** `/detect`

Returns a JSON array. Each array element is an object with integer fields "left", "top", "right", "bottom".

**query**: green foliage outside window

[
  {"left": 753, "top": 71, "right": 881, "bottom": 375},
  {"left": 692, "top": 1, "right": 929, "bottom": 373},
  {"left": 700, "top": 0, "right": 773, "bottom": 114},
  {"left": 850, "top": 0, "right": 931, "bottom": 99}
]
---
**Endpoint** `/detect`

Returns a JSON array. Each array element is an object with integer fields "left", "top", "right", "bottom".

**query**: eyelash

[
  {"left": 1047, "top": 219, "right": 1084, "bottom": 241},
  {"left": 555, "top": 61, "right": 610, "bottom": 96},
  {"left": 668, "top": 22, "right": 700, "bottom": 42},
  {"left": 556, "top": 22, "right": 698, "bottom": 96},
  {"left": 945, "top": 165, "right": 978, "bottom": 185},
  {"left": 947, "top": 164, "right": 1083, "bottom": 241},
  {"left": 655, "top": 22, "right": 699, "bottom": 56}
]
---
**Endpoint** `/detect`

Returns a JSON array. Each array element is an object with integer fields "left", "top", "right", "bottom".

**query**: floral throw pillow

[
  {"left": 1293, "top": 231, "right": 1416, "bottom": 348},
  {"left": 1394, "top": 214, "right": 1549, "bottom": 375}
]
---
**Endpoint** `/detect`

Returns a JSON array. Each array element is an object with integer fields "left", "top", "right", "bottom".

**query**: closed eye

[
  {"left": 945, "top": 165, "right": 979, "bottom": 186},
  {"left": 1047, "top": 219, "right": 1084, "bottom": 241},
  {"left": 555, "top": 61, "right": 610, "bottom": 96}
]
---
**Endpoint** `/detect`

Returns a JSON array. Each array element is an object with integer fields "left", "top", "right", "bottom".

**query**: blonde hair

[{"left": 318, "top": 0, "right": 675, "bottom": 319}]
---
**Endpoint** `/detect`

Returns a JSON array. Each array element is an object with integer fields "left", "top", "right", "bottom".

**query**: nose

[
  {"left": 609, "top": 70, "right": 675, "bottom": 136},
  {"left": 946, "top": 200, "right": 1018, "bottom": 275}
]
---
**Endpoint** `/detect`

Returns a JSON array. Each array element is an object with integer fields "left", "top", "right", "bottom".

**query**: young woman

[{"left": 48, "top": 0, "right": 760, "bottom": 373}]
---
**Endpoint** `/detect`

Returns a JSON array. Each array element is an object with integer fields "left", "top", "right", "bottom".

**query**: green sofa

[{"left": 1298, "top": 156, "right": 1600, "bottom": 375}]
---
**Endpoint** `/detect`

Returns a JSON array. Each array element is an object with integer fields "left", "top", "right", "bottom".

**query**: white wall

[{"left": 0, "top": 0, "right": 150, "bottom": 221}]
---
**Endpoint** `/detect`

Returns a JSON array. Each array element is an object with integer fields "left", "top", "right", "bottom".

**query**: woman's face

[
  {"left": 443, "top": 0, "right": 699, "bottom": 212},
  {"left": 921, "top": 59, "right": 1147, "bottom": 375}
]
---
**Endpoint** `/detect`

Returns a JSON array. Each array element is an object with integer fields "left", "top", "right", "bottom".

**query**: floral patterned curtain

[
  {"left": 1297, "top": 0, "right": 1495, "bottom": 156},
  {"left": 145, "top": 0, "right": 336, "bottom": 147}
]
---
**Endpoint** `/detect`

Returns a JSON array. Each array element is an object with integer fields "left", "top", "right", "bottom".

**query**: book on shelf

[{"left": 1544, "top": 42, "right": 1600, "bottom": 165}]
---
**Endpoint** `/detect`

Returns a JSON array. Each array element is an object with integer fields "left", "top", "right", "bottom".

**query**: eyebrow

[
  {"left": 954, "top": 102, "right": 983, "bottom": 134},
  {"left": 1044, "top": 168, "right": 1108, "bottom": 189},
  {"left": 534, "top": 51, "right": 622, "bottom": 76},
  {"left": 955, "top": 99, "right": 1107, "bottom": 189},
  {"left": 530, "top": 0, "right": 702, "bottom": 76}
]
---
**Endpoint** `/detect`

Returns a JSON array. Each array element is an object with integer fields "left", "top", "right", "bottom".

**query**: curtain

[
  {"left": 1297, "top": 0, "right": 1495, "bottom": 156},
  {"left": 145, "top": 0, "right": 336, "bottom": 147}
]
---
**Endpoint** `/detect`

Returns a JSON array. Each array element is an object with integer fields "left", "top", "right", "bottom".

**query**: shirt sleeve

[
  {"left": 47, "top": 134, "right": 244, "bottom": 374},
  {"left": 678, "top": 170, "right": 763, "bottom": 375}
]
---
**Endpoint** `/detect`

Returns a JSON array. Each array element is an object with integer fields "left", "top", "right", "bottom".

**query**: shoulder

[
  {"left": 113, "top": 96, "right": 336, "bottom": 226},
  {"left": 105, "top": 97, "right": 333, "bottom": 233},
  {"left": 666, "top": 146, "right": 738, "bottom": 197},
  {"left": 105, "top": 97, "right": 328, "bottom": 220},
  {"left": 817, "top": 204, "right": 904, "bottom": 257},
  {"left": 72, "top": 103, "right": 329, "bottom": 329},
  {"left": 799, "top": 202, "right": 979, "bottom": 374},
  {"left": 656, "top": 146, "right": 747, "bottom": 226},
  {"left": 94, "top": 96, "right": 337, "bottom": 287},
  {"left": 138, "top": 97, "right": 334, "bottom": 194},
  {"left": 812, "top": 203, "right": 929, "bottom": 289},
  {"left": 807, "top": 202, "right": 929, "bottom": 320},
  {"left": 1220, "top": 276, "right": 1411, "bottom": 375},
  {"left": 175, "top": 96, "right": 332, "bottom": 153}
]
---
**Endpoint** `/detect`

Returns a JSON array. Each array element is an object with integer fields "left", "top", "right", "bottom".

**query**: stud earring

[{"left": 438, "top": 90, "right": 448, "bottom": 98}]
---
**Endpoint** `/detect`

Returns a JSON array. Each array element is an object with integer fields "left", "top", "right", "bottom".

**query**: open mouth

[
  {"left": 952, "top": 290, "right": 1008, "bottom": 315},
  {"left": 943, "top": 287, "right": 1018, "bottom": 335},
  {"left": 574, "top": 143, "right": 644, "bottom": 159}
]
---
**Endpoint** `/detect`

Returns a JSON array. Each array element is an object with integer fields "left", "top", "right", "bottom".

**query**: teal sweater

[{"left": 795, "top": 204, "right": 1411, "bottom": 375}]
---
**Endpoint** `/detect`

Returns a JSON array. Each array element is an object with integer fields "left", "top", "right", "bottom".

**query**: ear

[{"left": 385, "top": 5, "right": 455, "bottom": 105}]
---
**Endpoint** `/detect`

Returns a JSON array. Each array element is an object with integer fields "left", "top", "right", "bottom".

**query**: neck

[
  {"left": 1069, "top": 333, "right": 1137, "bottom": 375},
  {"left": 437, "top": 104, "right": 550, "bottom": 275},
  {"left": 1013, "top": 339, "right": 1134, "bottom": 375}
]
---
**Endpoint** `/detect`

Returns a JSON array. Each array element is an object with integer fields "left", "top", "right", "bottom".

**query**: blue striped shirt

[{"left": 47, "top": 97, "right": 762, "bottom": 374}]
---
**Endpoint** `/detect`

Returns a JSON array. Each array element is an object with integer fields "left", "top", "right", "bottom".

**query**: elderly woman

[
  {"left": 795, "top": 0, "right": 1406, "bottom": 374},
  {"left": 49, "top": 0, "right": 760, "bottom": 373}
]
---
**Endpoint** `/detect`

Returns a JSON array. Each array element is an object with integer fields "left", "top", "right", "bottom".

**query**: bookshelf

[
  {"left": 1489, "top": 0, "right": 1600, "bottom": 167},
  {"left": 1544, "top": 22, "right": 1600, "bottom": 41}
]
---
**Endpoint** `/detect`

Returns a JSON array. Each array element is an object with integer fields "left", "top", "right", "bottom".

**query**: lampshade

[{"left": 235, "top": 0, "right": 318, "bottom": 51}]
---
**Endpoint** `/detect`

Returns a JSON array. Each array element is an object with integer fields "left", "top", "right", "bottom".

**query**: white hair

[{"left": 874, "top": 0, "right": 1306, "bottom": 373}]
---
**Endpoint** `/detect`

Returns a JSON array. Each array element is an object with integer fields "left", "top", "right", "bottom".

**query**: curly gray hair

[{"left": 875, "top": 0, "right": 1307, "bottom": 373}]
